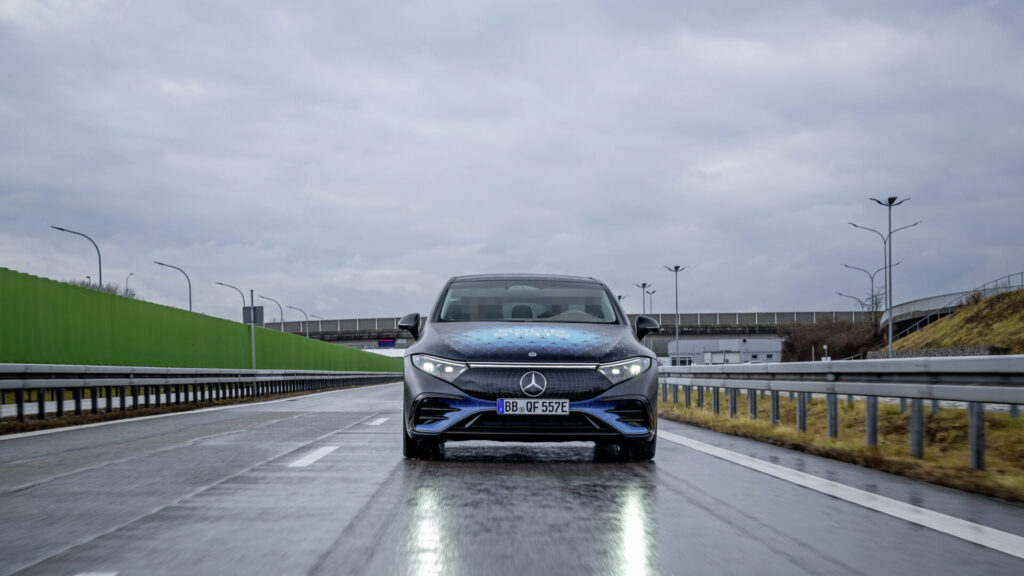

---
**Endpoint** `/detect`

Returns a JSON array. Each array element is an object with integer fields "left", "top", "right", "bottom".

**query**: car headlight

[
  {"left": 411, "top": 354, "right": 469, "bottom": 383},
  {"left": 596, "top": 357, "right": 651, "bottom": 385}
]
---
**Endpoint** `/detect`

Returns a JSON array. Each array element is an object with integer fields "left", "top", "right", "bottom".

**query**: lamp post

[
  {"left": 214, "top": 281, "right": 245, "bottom": 321},
  {"left": 311, "top": 314, "right": 325, "bottom": 333},
  {"left": 664, "top": 265, "right": 685, "bottom": 363},
  {"left": 849, "top": 219, "right": 919, "bottom": 353},
  {"left": 51, "top": 226, "right": 102, "bottom": 288},
  {"left": 85, "top": 275, "right": 91, "bottom": 284},
  {"left": 154, "top": 261, "right": 191, "bottom": 312},
  {"left": 842, "top": 262, "right": 901, "bottom": 320},
  {"left": 216, "top": 282, "right": 256, "bottom": 369},
  {"left": 125, "top": 272, "right": 134, "bottom": 296},
  {"left": 633, "top": 283, "right": 651, "bottom": 314},
  {"left": 288, "top": 305, "right": 310, "bottom": 338},
  {"left": 259, "top": 295, "right": 284, "bottom": 331},
  {"left": 836, "top": 291, "right": 869, "bottom": 310},
  {"left": 646, "top": 289, "right": 656, "bottom": 315}
]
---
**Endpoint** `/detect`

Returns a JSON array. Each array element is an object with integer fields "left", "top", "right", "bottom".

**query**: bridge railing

[
  {"left": 887, "top": 271, "right": 1024, "bottom": 337},
  {"left": 0, "top": 364, "right": 401, "bottom": 425},
  {"left": 658, "top": 356, "right": 1024, "bottom": 470}
]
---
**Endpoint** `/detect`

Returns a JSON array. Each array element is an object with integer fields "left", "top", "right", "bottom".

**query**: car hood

[{"left": 416, "top": 322, "right": 647, "bottom": 363}]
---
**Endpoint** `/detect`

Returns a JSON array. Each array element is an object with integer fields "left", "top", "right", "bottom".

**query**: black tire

[
  {"left": 620, "top": 435, "right": 656, "bottom": 461},
  {"left": 403, "top": 423, "right": 443, "bottom": 460}
]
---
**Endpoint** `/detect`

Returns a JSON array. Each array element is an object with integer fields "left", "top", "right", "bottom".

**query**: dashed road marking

[
  {"left": 659, "top": 430, "right": 1024, "bottom": 560},
  {"left": 287, "top": 446, "right": 338, "bottom": 468},
  {"left": 367, "top": 417, "right": 389, "bottom": 426}
]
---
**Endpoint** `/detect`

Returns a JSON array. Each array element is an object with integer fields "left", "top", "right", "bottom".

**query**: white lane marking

[
  {"left": 658, "top": 430, "right": 1024, "bottom": 560},
  {"left": 288, "top": 446, "right": 338, "bottom": 468},
  {"left": 367, "top": 417, "right": 389, "bottom": 426},
  {"left": 75, "top": 573, "right": 119, "bottom": 576},
  {"left": 0, "top": 382, "right": 403, "bottom": 442}
]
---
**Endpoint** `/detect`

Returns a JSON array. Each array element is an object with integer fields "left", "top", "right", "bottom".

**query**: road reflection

[{"left": 397, "top": 443, "right": 658, "bottom": 576}]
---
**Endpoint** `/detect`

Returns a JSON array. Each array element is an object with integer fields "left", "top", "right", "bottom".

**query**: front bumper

[{"left": 402, "top": 357, "right": 658, "bottom": 443}]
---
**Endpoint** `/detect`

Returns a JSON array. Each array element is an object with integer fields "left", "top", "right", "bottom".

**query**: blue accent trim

[{"left": 411, "top": 394, "right": 649, "bottom": 437}]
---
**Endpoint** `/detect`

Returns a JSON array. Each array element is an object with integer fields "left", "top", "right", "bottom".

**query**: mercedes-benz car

[{"left": 398, "top": 274, "right": 661, "bottom": 460}]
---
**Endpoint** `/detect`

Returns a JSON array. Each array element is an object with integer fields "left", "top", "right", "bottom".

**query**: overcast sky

[{"left": 1, "top": 1, "right": 1022, "bottom": 323}]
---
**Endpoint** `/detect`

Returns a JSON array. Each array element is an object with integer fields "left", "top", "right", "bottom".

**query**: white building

[{"left": 667, "top": 337, "right": 783, "bottom": 366}]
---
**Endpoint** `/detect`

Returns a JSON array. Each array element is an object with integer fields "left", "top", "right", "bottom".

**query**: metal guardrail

[
  {"left": 658, "top": 356, "right": 1024, "bottom": 470},
  {"left": 0, "top": 364, "right": 402, "bottom": 425}
]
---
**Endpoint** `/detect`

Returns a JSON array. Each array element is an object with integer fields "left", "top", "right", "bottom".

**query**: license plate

[{"left": 496, "top": 398, "right": 570, "bottom": 415}]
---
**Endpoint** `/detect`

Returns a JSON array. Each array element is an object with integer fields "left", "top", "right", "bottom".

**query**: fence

[
  {"left": 658, "top": 356, "right": 1024, "bottom": 470},
  {"left": 888, "top": 271, "right": 1024, "bottom": 338},
  {"left": 0, "top": 363, "right": 401, "bottom": 425}
]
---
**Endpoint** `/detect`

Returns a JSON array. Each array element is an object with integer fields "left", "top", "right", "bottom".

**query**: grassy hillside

[
  {"left": 0, "top": 267, "right": 401, "bottom": 372},
  {"left": 893, "top": 289, "right": 1024, "bottom": 354}
]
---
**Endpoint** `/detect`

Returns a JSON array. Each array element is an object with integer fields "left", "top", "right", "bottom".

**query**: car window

[{"left": 438, "top": 280, "right": 618, "bottom": 323}]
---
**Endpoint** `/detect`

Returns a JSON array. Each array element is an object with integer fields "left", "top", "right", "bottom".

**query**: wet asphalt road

[{"left": 1, "top": 382, "right": 1022, "bottom": 575}]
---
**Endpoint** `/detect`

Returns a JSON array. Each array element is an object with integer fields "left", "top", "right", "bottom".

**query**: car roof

[{"left": 448, "top": 273, "right": 600, "bottom": 283}]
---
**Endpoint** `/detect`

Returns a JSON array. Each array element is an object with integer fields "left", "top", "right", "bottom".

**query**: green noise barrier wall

[{"left": 0, "top": 268, "right": 401, "bottom": 372}]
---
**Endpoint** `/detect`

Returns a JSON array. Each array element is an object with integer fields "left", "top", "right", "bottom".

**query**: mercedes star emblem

[
  {"left": 519, "top": 371, "right": 547, "bottom": 397},
  {"left": 528, "top": 351, "right": 538, "bottom": 357}
]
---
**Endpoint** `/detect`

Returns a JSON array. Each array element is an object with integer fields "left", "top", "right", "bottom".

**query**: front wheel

[
  {"left": 619, "top": 435, "right": 656, "bottom": 461},
  {"left": 403, "top": 424, "right": 443, "bottom": 460}
]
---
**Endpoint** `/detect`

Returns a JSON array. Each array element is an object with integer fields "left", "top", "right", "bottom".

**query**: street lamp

[
  {"left": 664, "top": 265, "right": 686, "bottom": 361},
  {"left": 311, "top": 314, "right": 325, "bottom": 333},
  {"left": 288, "top": 305, "right": 310, "bottom": 338},
  {"left": 51, "top": 226, "right": 102, "bottom": 288},
  {"left": 842, "top": 262, "right": 899, "bottom": 320},
  {"left": 836, "top": 291, "right": 869, "bottom": 310},
  {"left": 258, "top": 295, "right": 284, "bottom": 331},
  {"left": 633, "top": 283, "right": 651, "bottom": 314},
  {"left": 646, "top": 289, "right": 656, "bottom": 315},
  {"left": 864, "top": 197, "right": 919, "bottom": 357},
  {"left": 125, "top": 272, "right": 134, "bottom": 296},
  {"left": 214, "top": 281, "right": 245, "bottom": 321},
  {"left": 154, "top": 261, "right": 192, "bottom": 312}
]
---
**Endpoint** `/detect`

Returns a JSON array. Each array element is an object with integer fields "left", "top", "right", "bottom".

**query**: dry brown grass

[{"left": 659, "top": 391, "right": 1024, "bottom": 502}]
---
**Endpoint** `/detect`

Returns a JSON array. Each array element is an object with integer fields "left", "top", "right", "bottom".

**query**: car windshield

[{"left": 437, "top": 280, "right": 619, "bottom": 323}]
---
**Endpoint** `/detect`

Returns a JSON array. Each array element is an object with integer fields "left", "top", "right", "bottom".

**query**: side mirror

[
  {"left": 398, "top": 312, "right": 421, "bottom": 341},
  {"left": 635, "top": 315, "right": 660, "bottom": 341}
]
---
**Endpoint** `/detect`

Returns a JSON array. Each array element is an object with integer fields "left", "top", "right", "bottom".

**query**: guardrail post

[
  {"left": 1010, "top": 405, "right": 1019, "bottom": 419},
  {"left": 144, "top": 384, "right": 151, "bottom": 408},
  {"left": 910, "top": 398, "right": 924, "bottom": 458},
  {"left": 968, "top": 402, "right": 985, "bottom": 470},
  {"left": 56, "top": 387, "right": 65, "bottom": 417},
  {"left": 931, "top": 399, "right": 939, "bottom": 416},
  {"left": 684, "top": 385, "right": 691, "bottom": 407},
  {"left": 154, "top": 384, "right": 161, "bottom": 407},
  {"left": 175, "top": 384, "right": 182, "bottom": 405},
  {"left": 827, "top": 393, "right": 838, "bottom": 438},
  {"left": 662, "top": 383, "right": 668, "bottom": 402},
  {"left": 74, "top": 387, "right": 82, "bottom": 415},
  {"left": 847, "top": 394, "right": 853, "bottom": 407},
  {"left": 797, "top": 393, "right": 807, "bottom": 432},
  {"left": 728, "top": 388, "right": 737, "bottom": 418},
  {"left": 697, "top": 386, "right": 704, "bottom": 408},
  {"left": 770, "top": 391, "right": 779, "bottom": 425},
  {"left": 866, "top": 396, "right": 878, "bottom": 447},
  {"left": 16, "top": 389, "right": 26, "bottom": 422},
  {"left": 105, "top": 386, "right": 112, "bottom": 412},
  {"left": 672, "top": 384, "right": 678, "bottom": 404},
  {"left": 899, "top": 398, "right": 906, "bottom": 414},
  {"left": 748, "top": 389, "right": 757, "bottom": 420},
  {"left": 90, "top": 387, "right": 98, "bottom": 414},
  {"left": 37, "top": 389, "right": 45, "bottom": 419},
  {"left": 119, "top": 386, "right": 127, "bottom": 412},
  {"left": 132, "top": 382, "right": 139, "bottom": 410},
  {"left": 712, "top": 388, "right": 720, "bottom": 415}
]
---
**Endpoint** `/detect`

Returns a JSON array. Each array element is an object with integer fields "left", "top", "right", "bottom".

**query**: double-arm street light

[
  {"left": 288, "top": 305, "right": 310, "bottom": 338},
  {"left": 664, "top": 265, "right": 686, "bottom": 359},
  {"left": 633, "top": 283, "right": 651, "bottom": 314},
  {"left": 51, "top": 226, "right": 102, "bottom": 288},
  {"left": 836, "top": 291, "right": 869, "bottom": 310},
  {"left": 154, "top": 261, "right": 192, "bottom": 312},
  {"left": 841, "top": 262, "right": 900, "bottom": 319},
  {"left": 258, "top": 295, "right": 284, "bottom": 331},
  {"left": 849, "top": 208, "right": 920, "bottom": 357}
]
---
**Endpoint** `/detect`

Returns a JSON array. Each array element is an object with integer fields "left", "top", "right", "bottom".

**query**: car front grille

[{"left": 453, "top": 368, "right": 610, "bottom": 401}]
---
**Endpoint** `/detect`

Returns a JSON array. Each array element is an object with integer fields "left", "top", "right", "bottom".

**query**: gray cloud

[{"left": 1, "top": 1, "right": 1022, "bottom": 322}]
